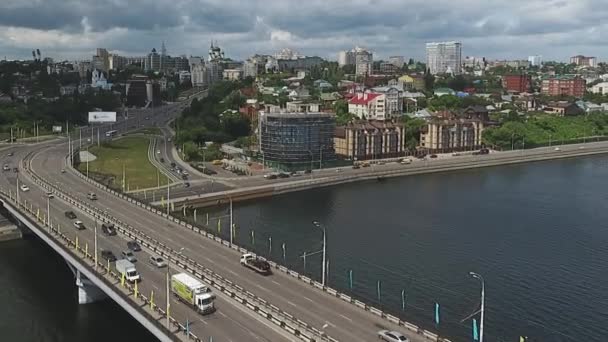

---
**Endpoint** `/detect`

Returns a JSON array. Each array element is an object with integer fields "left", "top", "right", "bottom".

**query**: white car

[
  {"left": 149, "top": 255, "right": 167, "bottom": 268},
  {"left": 554, "top": 147, "right": 561, "bottom": 151},
  {"left": 122, "top": 250, "right": 137, "bottom": 262},
  {"left": 73, "top": 220, "right": 85, "bottom": 230},
  {"left": 20, "top": 184, "right": 29, "bottom": 192},
  {"left": 378, "top": 330, "right": 409, "bottom": 342}
]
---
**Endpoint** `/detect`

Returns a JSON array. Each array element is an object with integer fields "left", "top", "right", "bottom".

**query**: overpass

[{"left": 1, "top": 101, "right": 451, "bottom": 342}]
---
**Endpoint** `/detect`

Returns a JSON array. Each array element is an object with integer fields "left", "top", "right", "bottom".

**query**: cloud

[{"left": 0, "top": 0, "right": 606, "bottom": 61}]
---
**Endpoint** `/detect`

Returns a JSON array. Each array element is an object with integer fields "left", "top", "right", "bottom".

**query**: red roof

[{"left": 348, "top": 93, "right": 382, "bottom": 105}]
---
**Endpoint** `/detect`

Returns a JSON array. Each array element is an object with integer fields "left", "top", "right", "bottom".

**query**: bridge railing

[
  {"left": 51, "top": 147, "right": 458, "bottom": 342},
  {"left": 23, "top": 151, "right": 337, "bottom": 342}
]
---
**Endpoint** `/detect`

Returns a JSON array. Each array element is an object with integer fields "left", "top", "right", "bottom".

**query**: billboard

[
  {"left": 88, "top": 112, "right": 116, "bottom": 123},
  {"left": 52, "top": 125, "right": 63, "bottom": 133}
]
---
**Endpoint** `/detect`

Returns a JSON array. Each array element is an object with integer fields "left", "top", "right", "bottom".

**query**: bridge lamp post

[
  {"left": 469, "top": 272, "right": 485, "bottom": 342},
  {"left": 46, "top": 195, "right": 52, "bottom": 226},
  {"left": 312, "top": 221, "right": 327, "bottom": 287},
  {"left": 166, "top": 247, "right": 185, "bottom": 330}
]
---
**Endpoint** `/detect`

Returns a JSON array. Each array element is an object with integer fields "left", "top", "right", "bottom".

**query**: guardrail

[
  {"left": 23, "top": 151, "right": 336, "bottom": 342},
  {"left": 0, "top": 187, "right": 194, "bottom": 342},
  {"left": 56, "top": 147, "right": 452, "bottom": 342}
]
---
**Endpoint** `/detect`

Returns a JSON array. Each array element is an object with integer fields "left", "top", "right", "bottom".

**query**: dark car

[
  {"left": 430, "top": 154, "right": 438, "bottom": 159},
  {"left": 7, "top": 152, "right": 14, "bottom": 157},
  {"left": 278, "top": 173, "right": 290, "bottom": 179},
  {"left": 101, "top": 250, "right": 117, "bottom": 262},
  {"left": 65, "top": 211, "right": 77, "bottom": 219},
  {"left": 160, "top": 157, "right": 165, "bottom": 163},
  {"left": 101, "top": 223, "right": 117, "bottom": 236},
  {"left": 202, "top": 168, "right": 217, "bottom": 175},
  {"left": 12, "top": 167, "right": 18, "bottom": 173},
  {"left": 170, "top": 162, "right": 176, "bottom": 168},
  {"left": 181, "top": 174, "right": 188, "bottom": 180},
  {"left": 127, "top": 240, "right": 142, "bottom": 252},
  {"left": 184, "top": 182, "right": 191, "bottom": 188},
  {"left": 304, "top": 169, "right": 312, "bottom": 174}
]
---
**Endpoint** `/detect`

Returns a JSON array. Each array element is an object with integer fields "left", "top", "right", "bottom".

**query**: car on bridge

[
  {"left": 149, "top": 255, "right": 167, "bottom": 268},
  {"left": 121, "top": 250, "right": 137, "bottom": 262},
  {"left": 73, "top": 220, "right": 85, "bottom": 230},
  {"left": 12, "top": 167, "right": 18, "bottom": 173},
  {"left": 3, "top": 164, "right": 9, "bottom": 171},
  {"left": 7, "top": 152, "right": 13, "bottom": 157},
  {"left": 20, "top": 184, "right": 29, "bottom": 192},
  {"left": 127, "top": 240, "right": 141, "bottom": 252},
  {"left": 101, "top": 250, "right": 117, "bottom": 262},
  {"left": 64, "top": 211, "right": 77, "bottom": 219},
  {"left": 378, "top": 330, "right": 409, "bottom": 342},
  {"left": 87, "top": 192, "right": 98, "bottom": 200},
  {"left": 101, "top": 223, "right": 117, "bottom": 236}
]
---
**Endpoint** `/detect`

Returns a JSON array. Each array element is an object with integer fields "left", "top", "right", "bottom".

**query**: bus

[{"left": 105, "top": 130, "right": 118, "bottom": 138}]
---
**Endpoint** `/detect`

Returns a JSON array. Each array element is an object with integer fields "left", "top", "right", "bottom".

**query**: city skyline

[{"left": 0, "top": 0, "right": 606, "bottom": 62}]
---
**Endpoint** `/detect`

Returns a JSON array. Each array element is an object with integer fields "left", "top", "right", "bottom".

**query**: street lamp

[
  {"left": 307, "top": 150, "right": 314, "bottom": 180},
  {"left": 469, "top": 272, "right": 485, "bottom": 342},
  {"left": 312, "top": 221, "right": 327, "bottom": 287},
  {"left": 166, "top": 247, "right": 185, "bottom": 330}
]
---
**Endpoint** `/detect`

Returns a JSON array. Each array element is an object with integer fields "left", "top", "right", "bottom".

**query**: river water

[
  {"left": 208, "top": 155, "right": 608, "bottom": 342},
  {"left": 3, "top": 155, "right": 608, "bottom": 341}
]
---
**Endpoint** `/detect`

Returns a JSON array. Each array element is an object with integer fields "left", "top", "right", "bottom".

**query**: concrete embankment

[
  {"left": 161, "top": 143, "right": 608, "bottom": 209},
  {"left": 0, "top": 215, "right": 21, "bottom": 242}
]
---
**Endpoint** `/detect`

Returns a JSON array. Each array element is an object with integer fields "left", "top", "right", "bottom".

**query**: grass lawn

[
  {"left": 79, "top": 136, "right": 168, "bottom": 190},
  {"left": 129, "top": 127, "right": 163, "bottom": 135}
]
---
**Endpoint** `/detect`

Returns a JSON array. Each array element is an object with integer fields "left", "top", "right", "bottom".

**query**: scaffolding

[{"left": 260, "top": 112, "right": 336, "bottom": 171}]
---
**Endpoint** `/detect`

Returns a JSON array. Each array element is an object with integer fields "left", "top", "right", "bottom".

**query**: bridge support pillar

[{"left": 68, "top": 263, "right": 106, "bottom": 304}]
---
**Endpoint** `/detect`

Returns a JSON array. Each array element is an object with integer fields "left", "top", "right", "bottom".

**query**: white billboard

[
  {"left": 88, "top": 111, "right": 116, "bottom": 123},
  {"left": 52, "top": 125, "right": 63, "bottom": 133}
]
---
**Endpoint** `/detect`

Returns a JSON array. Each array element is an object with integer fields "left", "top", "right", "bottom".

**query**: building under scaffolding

[{"left": 259, "top": 112, "right": 336, "bottom": 171}]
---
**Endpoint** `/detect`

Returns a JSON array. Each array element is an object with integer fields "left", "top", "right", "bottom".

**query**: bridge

[{"left": 0, "top": 102, "right": 448, "bottom": 342}]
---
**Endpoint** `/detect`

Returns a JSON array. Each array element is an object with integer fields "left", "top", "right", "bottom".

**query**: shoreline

[{"left": 159, "top": 141, "right": 608, "bottom": 208}]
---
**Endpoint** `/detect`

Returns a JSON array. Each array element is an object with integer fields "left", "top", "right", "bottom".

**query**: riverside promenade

[{"left": 156, "top": 140, "right": 608, "bottom": 208}]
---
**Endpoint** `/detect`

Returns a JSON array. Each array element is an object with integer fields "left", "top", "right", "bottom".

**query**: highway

[
  {"left": 22, "top": 139, "right": 435, "bottom": 342},
  {"left": 0, "top": 147, "right": 293, "bottom": 342}
]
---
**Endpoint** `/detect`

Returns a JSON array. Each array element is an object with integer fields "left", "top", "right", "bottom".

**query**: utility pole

[
  {"left": 97, "top": 128, "right": 100, "bottom": 147},
  {"left": 79, "top": 129, "right": 82, "bottom": 151},
  {"left": 229, "top": 197, "right": 233, "bottom": 245},
  {"left": 122, "top": 163, "right": 126, "bottom": 192},
  {"left": 46, "top": 196, "right": 51, "bottom": 226},
  {"left": 166, "top": 175, "right": 170, "bottom": 215},
  {"left": 94, "top": 220, "right": 98, "bottom": 270}
]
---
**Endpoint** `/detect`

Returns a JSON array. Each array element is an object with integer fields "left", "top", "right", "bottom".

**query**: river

[
  {"left": 206, "top": 154, "right": 608, "bottom": 341},
  {"left": 3, "top": 155, "right": 608, "bottom": 341}
]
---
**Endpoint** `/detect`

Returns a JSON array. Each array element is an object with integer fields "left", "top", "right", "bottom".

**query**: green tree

[{"left": 424, "top": 69, "right": 435, "bottom": 91}]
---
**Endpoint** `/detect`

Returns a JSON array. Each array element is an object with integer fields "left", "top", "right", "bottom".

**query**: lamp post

[
  {"left": 307, "top": 150, "right": 314, "bottom": 180},
  {"left": 166, "top": 247, "right": 185, "bottom": 330},
  {"left": 469, "top": 272, "right": 485, "bottom": 342},
  {"left": 312, "top": 221, "right": 327, "bottom": 287},
  {"left": 46, "top": 195, "right": 51, "bottom": 226}
]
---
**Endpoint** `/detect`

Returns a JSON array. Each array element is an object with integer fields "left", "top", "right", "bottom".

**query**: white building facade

[{"left": 426, "top": 41, "right": 462, "bottom": 75}]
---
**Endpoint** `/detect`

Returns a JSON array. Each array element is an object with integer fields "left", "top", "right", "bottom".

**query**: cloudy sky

[{"left": 0, "top": 0, "right": 606, "bottom": 62}]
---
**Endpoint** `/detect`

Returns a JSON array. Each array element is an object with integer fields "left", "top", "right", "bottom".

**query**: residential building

[
  {"left": 334, "top": 120, "right": 407, "bottom": 160},
  {"left": 570, "top": 55, "right": 597, "bottom": 67},
  {"left": 338, "top": 50, "right": 356, "bottom": 66},
  {"left": 590, "top": 82, "right": 608, "bottom": 95},
  {"left": 502, "top": 74, "right": 531, "bottom": 93},
  {"left": 244, "top": 58, "right": 265, "bottom": 78},
  {"left": 379, "top": 62, "right": 398, "bottom": 74},
  {"left": 223, "top": 69, "right": 243, "bottom": 81},
  {"left": 60, "top": 85, "right": 77, "bottom": 96},
  {"left": 144, "top": 48, "right": 161, "bottom": 72},
  {"left": 543, "top": 101, "right": 585, "bottom": 116},
  {"left": 397, "top": 75, "right": 425, "bottom": 91},
  {"left": 354, "top": 47, "right": 373, "bottom": 76},
  {"left": 435, "top": 88, "right": 455, "bottom": 97},
  {"left": 126, "top": 75, "right": 160, "bottom": 107},
  {"left": 277, "top": 56, "right": 324, "bottom": 72},
  {"left": 313, "top": 79, "right": 333, "bottom": 90},
  {"left": 528, "top": 55, "right": 542, "bottom": 67},
  {"left": 92, "top": 48, "right": 110, "bottom": 72},
  {"left": 259, "top": 112, "right": 336, "bottom": 170},
  {"left": 420, "top": 112, "right": 485, "bottom": 152},
  {"left": 389, "top": 56, "right": 405, "bottom": 68},
  {"left": 541, "top": 75, "right": 586, "bottom": 97},
  {"left": 274, "top": 48, "right": 303, "bottom": 60},
  {"left": 370, "top": 86, "right": 403, "bottom": 116},
  {"left": 109, "top": 54, "right": 127, "bottom": 70},
  {"left": 426, "top": 41, "right": 462, "bottom": 75},
  {"left": 348, "top": 93, "right": 388, "bottom": 121},
  {"left": 178, "top": 71, "right": 191, "bottom": 84}
]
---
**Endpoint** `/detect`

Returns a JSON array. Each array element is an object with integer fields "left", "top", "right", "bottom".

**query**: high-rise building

[
  {"left": 570, "top": 55, "right": 597, "bottom": 67},
  {"left": 92, "top": 48, "right": 110, "bottom": 72},
  {"left": 354, "top": 47, "right": 373, "bottom": 76},
  {"left": 541, "top": 75, "right": 586, "bottom": 97},
  {"left": 425, "top": 41, "right": 462, "bottom": 75},
  {"left": 189, "top": 57, "right": 207, "bottom": 87},
  {"left": 528, "top": 55, "right": 542, "bottom": 67},
  {"left": 338, "top": 50, "right": 356, "bottom": 66},
  {"left": 144, "top": 48, "right": 161, "bottom": 72}
]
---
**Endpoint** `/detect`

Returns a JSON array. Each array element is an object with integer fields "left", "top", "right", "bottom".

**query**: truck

[
  {"left": 115, "top": 259, "right": 140, "bottom": 283},
  {"left": 171, "top": 273, "right": 216, "bottom": 314},
  {"left": 240, "top": 253, "right": 272, "bottom": 275}
]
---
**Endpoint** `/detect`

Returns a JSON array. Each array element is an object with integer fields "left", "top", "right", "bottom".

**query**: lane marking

[
  {"left": 256, "top": 284, "right": 269, "bottom": 292},
  {"left": 339, "top": 314, "right": 353, "bottom": 322},
  {"left": 219, "top": 311, "right": 228, "bottom": 318},
  {"left": 271, "top": 280, "right": 281, "bottom": 286},
  {"left": 303, "top": 296, "right": 314, "bottom": 302},
  {"left": 287, "top": 301, "right": 296, "bottom": 307},
  {"left": 198, "top": 318, "right": 208, "bottom": 325}
]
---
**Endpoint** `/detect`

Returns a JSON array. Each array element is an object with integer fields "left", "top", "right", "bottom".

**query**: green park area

[{"left": 78, "top": 136, "right": 168, "bottom": 191}]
